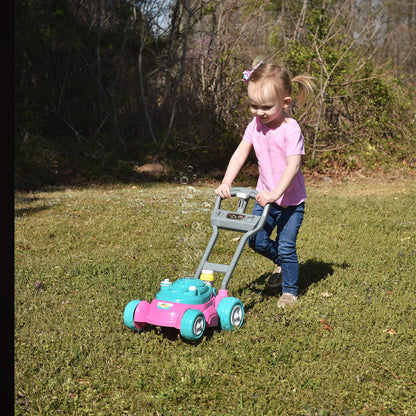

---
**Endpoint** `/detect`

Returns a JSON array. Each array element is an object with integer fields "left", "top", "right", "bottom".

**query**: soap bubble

[
  {"left": 176, "top": 166, "right": 198, "bottom": 185},
  {"left": 180, "top": 176, "right": 189, "bottom": 185}
]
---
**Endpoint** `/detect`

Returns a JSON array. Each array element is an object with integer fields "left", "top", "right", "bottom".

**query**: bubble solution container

[{"left": 200, "top": 269, "right": 214, "bottom": 286}]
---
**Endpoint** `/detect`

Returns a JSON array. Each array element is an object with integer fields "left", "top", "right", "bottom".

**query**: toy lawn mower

[{"left": 123, "top": 187, "right": 270, "bottom": 341}]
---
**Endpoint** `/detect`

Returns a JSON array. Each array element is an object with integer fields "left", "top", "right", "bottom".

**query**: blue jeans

[{"left": 248, "top": 202, "right": 305, "bottom": 296}]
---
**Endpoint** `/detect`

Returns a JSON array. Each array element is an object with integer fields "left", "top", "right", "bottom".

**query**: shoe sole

[{"left": 267, "top": 281, "right": 282, "bottom": 288}]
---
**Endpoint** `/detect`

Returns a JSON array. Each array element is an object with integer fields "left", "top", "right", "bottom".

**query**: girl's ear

[{"left": 283, "top": 97, "right": 292, "bottom": 108}]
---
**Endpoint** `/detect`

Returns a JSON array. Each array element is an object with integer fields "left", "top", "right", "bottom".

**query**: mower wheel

[
  {"left": 180, "top": 309, "right": 206, "bottom": 341},
  {"left": 217, "top": 297, "right": 244, "bottom": 330},
  {"left": 123, "top": 300, "right": 142, "bottom": 330}
]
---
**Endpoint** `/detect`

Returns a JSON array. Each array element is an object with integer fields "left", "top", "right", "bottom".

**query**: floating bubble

[
  {"left": 192, "top": 222, "right": 202, "bottom": 230},
  {"left": 180, "top": 176, "right": 189, "bottom": 185},
  {"left": 187, "top": 165, "right": 194, "bottom": 173}
]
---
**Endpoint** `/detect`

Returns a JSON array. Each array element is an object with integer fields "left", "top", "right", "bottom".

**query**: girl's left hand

[{"left": 256, "top": 191, "right": 279, "bottom": 207}]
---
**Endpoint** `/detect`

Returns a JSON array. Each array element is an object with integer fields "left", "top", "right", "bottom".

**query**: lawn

[{"left": 15, "top": 178, "right": 416, "bottom": 415}]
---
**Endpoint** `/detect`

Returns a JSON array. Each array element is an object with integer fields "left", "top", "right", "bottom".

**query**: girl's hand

[
  {"left": 256, "top": 191, "right": 279, "bottom": 207},
  {"left": 215, "top": 183, "right": 231, "bottom": 199}
]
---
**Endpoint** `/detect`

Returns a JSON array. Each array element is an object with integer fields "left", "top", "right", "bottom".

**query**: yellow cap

[{"left": 200, "top": 269, "right": 214, "bottom": 281}]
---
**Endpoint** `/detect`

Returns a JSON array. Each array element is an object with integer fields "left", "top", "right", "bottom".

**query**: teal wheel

[
  {"left": 180, "top": 309, "right": 206, "bottom": 341},
  {"left": 123, "top": 300, "right": 141, "bottom": 330},
  {"left": 217, "top": 297, "right": 244, "bottom": 331}
]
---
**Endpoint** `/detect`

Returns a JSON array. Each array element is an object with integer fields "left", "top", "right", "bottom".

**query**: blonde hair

[{"left": 248, "top": 58, "right": 315, "bottom": 108}]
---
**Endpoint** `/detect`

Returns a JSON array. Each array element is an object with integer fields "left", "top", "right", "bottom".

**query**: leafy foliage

[{"left": 15, "top": 0, "right": 416, "bottom": 188}]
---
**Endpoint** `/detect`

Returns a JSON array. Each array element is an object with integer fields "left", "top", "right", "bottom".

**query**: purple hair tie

[{"left": 242, "top": 61, "right": 263, "bottom": 83}]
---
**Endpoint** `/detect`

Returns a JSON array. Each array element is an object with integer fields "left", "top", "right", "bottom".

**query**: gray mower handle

[
  {"left": 193, "top": 187, "right": 271, "bottom": 289},
  {"left": 214, "top": 187, "right": 259, "bottom": 209}
]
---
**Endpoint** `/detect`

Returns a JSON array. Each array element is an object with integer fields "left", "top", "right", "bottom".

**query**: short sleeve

[
  {"left": 242, "top": 118, "right": 257, "bottom": 144},
  {"left": 284, "top": 120, "right": 305, "bottom": 157}
]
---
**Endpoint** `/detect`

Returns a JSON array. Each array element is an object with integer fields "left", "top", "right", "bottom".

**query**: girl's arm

[
  {"left": 256, "top": 154, "right": 301, "bottom": 207},
  {"left": 215, "top": 140, "right": 253, "bottom": 198}
]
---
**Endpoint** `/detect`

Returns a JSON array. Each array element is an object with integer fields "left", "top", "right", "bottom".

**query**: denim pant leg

[
  {"left": 248, "top": 202, "right": 280, "bottom": 263},
  {"left": 276, "top": 203, "right": 304, "bottom": 295},
  {"left": 249, "top": 202, "right": 305, "bottom": 296}
]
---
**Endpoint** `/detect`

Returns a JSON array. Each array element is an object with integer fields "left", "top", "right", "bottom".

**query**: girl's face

[{"left": 248, "top": 82, "right": 291, "bottom": 128}]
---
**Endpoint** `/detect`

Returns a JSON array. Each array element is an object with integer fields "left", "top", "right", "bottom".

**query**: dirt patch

[{"left": 134, "top": 163, "right": 167, "bottom": 175}]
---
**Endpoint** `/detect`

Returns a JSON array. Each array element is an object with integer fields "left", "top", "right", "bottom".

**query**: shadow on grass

[
  {"left": 238, "top": 258, "right": 347, "bottom": 312},
  {"left": 14, "top": 195, "right": 60, "bottom": 218},
  {"left": 134, "top": 324, "right": 217, "bottom": 344},
  {"left": 298, "top": 258, "right": 340, "bottom": 295},
  {"left": 15, "top": 205, "right": 53, "bottom": 217}
]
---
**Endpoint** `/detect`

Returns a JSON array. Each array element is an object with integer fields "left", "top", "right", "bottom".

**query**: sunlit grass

[{"left": 15, "top": 180, "right": 416, "bottom": 415}]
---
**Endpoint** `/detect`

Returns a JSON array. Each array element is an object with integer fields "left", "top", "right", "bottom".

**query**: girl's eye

[{"left": 250, "top": 104, "right": 272, "bottom": 111}]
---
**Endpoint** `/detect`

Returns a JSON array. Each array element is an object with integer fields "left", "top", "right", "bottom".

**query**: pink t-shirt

[{"left": 243, "top": 117, "right": 307, "bottom": 207}]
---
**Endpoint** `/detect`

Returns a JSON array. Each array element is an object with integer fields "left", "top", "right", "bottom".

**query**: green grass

[{"left": 15, "top": 180, "right": 416, "bottom": 415}]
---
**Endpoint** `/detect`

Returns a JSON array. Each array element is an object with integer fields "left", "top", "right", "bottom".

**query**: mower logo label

[{"left": 157, "top": 302, "right": 174, "bottom": 310}]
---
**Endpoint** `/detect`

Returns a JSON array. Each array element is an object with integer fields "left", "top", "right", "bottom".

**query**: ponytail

[{"left": 292, "top": 75, "right": 315, "bottom": 108}]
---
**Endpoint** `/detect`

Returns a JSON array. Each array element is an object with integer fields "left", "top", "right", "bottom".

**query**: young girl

[{"left": 215, "top": 58, "right": 314, "bottom": 307}]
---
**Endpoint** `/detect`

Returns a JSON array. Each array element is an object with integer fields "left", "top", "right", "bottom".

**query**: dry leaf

[
  {"left": 321, "top": 292, "right": 332, "bottom": 298},
  {"left": 383, "top": 328, "right": 396, "bottom": 335},
  {"left": 318, "top": 319, "right": 332, "bottom": 331},
  {"left": 231, "top": 236, "right": 241, "bottom": 242},
  {"left": 79, "top": 379, "right": 91, "bottom": 385}
]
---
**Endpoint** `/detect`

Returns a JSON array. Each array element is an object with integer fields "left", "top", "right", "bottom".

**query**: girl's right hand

[{"left": 215, "top": 183, "right": 231, "bottom": 199}]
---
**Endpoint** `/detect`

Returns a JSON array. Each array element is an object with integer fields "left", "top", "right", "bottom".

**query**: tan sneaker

[
  {"left": 267, "top": 266, "right": 283, "bottom": 288},
  {"left": 277, "top": 293, "right": 298, "bottom": 308}
]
